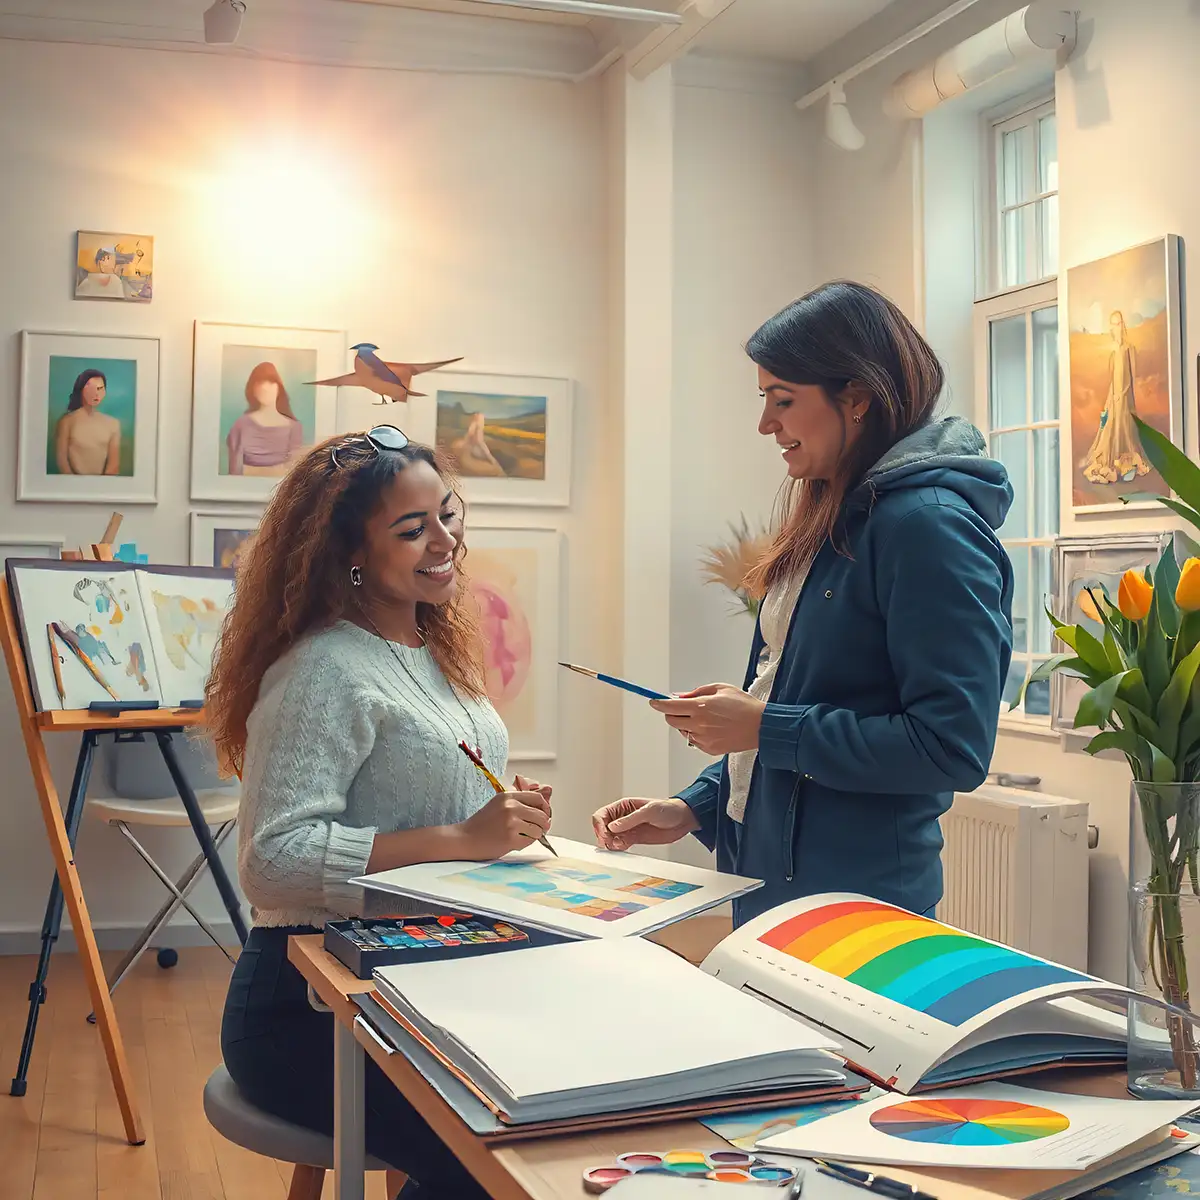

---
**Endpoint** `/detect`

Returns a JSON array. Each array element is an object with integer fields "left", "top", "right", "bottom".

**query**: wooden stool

[{"left": 203, "top": 1063, "right": 398, "bottom": 1199}]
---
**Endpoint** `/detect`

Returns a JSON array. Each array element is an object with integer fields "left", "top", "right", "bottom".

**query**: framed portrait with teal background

[
  {"left": 191, "top": 322, "right": 344, "bottom": 502},
  {"left": 18, "top": 331, "right": 160, "bottom": 503}
]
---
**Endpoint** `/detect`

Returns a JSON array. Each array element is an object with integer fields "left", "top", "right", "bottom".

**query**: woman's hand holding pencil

[{"left": 459, "top": 785, "right": 553, "bottom": 860}]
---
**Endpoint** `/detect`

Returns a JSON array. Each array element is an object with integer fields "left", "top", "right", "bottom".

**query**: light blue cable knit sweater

[{"left": 238, "top": 620, "right": 509, "bottom": 928}]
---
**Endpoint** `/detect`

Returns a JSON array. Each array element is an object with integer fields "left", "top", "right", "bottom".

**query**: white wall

[
  {"left": 0, "top": 37, "right": 615, "bottom": 944},
  {"left": 805, "top": 0, "right": 1200, "bottom": 983},
  {"left": 667, "top": 71, "right": 815, "bottom": 859}
]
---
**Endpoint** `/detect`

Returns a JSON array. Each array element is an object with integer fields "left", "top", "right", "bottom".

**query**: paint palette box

[{"left": 323, "top": 915, "right": 571, "bottom": 979}]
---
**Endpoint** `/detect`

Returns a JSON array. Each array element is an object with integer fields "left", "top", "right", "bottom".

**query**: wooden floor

[{"left": 0, "top": 946, "right": 391, "bottom": 1200}]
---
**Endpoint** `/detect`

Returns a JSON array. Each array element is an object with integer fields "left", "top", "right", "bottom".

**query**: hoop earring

[{"left": 350, "top": 565, "right": 363, "bottom": 588}]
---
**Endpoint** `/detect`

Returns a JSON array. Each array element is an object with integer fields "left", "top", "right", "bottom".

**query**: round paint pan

[
  {"left": 707, "top": 1167, "right": 755, "bottom": 1183},
  {"left": 582, "top": 1165, "right": 634, "bottom": 1194},
  {"left": 662, "top": 1150, "right": 708, "bottom": 1166},
  {"left": 615, "top": 1152, "right": 666, "bottom": 1171}
]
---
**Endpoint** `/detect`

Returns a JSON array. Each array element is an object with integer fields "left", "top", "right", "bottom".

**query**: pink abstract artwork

[{"left": 473, "top": 578, "right": 532, "bottom": 704}]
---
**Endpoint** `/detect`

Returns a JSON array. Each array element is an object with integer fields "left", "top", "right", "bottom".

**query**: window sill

[{"left": 996, "top": 713, "right": 1060, "bottom": 741}]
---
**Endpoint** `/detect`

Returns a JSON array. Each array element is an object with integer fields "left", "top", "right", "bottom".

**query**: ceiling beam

[{"left": 622, "top": 0, "right": 740, "bottom": 80}]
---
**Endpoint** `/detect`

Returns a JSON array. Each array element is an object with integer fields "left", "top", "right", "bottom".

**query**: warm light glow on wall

[{"left": 203, "top": 140, "right": 370, "bottom": 291}]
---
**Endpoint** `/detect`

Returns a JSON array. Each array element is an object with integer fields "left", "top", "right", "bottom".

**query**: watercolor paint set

[
  {"left": 323, "top": 915, "right": 567, "bottom": 977},
  {"left": 583, "top": 1150, "right": 798, "bottom": 1192}
]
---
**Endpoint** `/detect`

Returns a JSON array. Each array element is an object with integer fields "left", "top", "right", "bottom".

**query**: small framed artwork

[
  {"left": 410, "top": 371, "right": 572, "bottom": 508},
  {"left": 191, "top": 322, "right": 346, "bottom": 503},
  {"left": 18, "top": 331, "right": 160, "bottom": 504},
  {"left": 74, "top": 230, "right": 153, "bottom": 302},
  {"left": 465, "top": 527, "right": 564, "bottom": 760},
  {"left": 1066, "top": 235, "right": 1184, "bottom": 514},
  {"left": 1050, "top": 531, "right": 1174, "bottom": 731},
  {"left": 190, "top": 511, "right": 262, "bottom": 569}
]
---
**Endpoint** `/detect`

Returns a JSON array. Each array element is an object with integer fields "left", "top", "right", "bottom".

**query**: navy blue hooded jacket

[{"left": 677, "top": 417, "right": 1014, "bottom": 926}]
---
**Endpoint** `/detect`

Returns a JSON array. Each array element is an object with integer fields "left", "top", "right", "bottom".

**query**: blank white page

[{"left": 375, "top": 937, "right": 840, "bottom": 1101}]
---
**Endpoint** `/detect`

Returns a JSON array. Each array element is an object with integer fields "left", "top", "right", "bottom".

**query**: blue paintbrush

[{"left": 558, "top": 662, "right": 670, "bottom": 701}]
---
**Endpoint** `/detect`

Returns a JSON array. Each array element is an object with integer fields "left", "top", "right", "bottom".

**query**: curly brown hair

[{"left": 205, "top": 432, "right": 485, "bottom": 777}]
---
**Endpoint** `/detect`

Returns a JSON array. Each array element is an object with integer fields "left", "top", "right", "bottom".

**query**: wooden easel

[{"left": 0, "top": 566, "right": 241, "bottom": 1145}]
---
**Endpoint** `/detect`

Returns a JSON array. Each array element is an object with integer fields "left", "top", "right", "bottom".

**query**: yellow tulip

[
  {"left": 1077, "top": 588, "right": 1104, "bottom": 623},
  {"left": 1177, "top": 558, "right": 1200, "bottom": 612},
  {"left": 1118, "top": 568, "right": 1154, "bottom": 622}
]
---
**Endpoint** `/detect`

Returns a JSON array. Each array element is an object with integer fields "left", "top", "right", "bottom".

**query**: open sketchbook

[
  {"left": 369, "top": 937, "right": 855, "bottom": 1126},
  {"left": 353, "top": 837, "right": 761, "bottom": 940},
  {"left": 700, "top": 894, "right": 1131, "bottom": 1094},
  {"left": 6, "top": 559, "right": 234, "bottom": 710}
]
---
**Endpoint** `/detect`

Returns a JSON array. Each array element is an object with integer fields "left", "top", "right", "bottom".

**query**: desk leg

[
  {"left": 153, "top": 730, "right": 248, "bottom": 945},
  {"left": 334, "top": 1019, "right": 366, "bottom": 1200}
]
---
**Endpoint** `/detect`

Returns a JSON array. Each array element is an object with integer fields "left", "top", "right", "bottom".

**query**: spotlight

[
  {"left": 825, "top": 82, "right": 865, "bottom": 152},
  {"left": 204, "top": 0, "right": 246, "bottom": 45}
]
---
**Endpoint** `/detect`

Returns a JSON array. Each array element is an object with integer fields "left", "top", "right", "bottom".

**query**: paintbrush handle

[
  {"left": 53, "top": 623, "right": 118, "bottom": 700},
  {"left": 596, "top": 672, "right": 671, "bottom": 701}
]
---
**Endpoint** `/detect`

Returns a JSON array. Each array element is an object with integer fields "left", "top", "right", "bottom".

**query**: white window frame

[
  {"left": 983, "top": 94, "right": 1057, "bottom": 298},
  {"left": 973, "top": 279, "right": 1059, "bottom": 734}
]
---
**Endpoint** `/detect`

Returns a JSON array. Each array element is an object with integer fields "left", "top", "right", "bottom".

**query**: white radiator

[{"left": 935, "top": 784, "right": 1090, "bottom": 971}]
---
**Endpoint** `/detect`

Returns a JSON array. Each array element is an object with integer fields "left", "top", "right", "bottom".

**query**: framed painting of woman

[
  {"left": 1066, "top": 236, "right": 1184, "bottom": 514},
  {"left": 190, "top": 322, "right": 345, "bottom": 502},
  {"left": 18, "top": 331, "right": 160, "bottom": 504}
]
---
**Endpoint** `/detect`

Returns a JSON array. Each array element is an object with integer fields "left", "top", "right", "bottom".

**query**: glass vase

[{"left": 1127, "top": 780, "right": 1200, "bottom": 1099}]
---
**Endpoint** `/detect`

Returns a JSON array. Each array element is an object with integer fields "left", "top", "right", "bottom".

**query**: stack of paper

[{"left": 372, "top": 937, "right": 849, "bottom": 1125}]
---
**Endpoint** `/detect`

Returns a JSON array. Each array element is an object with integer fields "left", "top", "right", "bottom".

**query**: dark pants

[{"left": 221, "top": 927, "right": 489, "bottom": 1199}]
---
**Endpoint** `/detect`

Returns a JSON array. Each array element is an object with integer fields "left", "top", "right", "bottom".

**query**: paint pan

[
  {"left": 583, "top": 1165, "right": 634, "bottom": 1194},
  {"left": 706, "top": 1150, "right": 756, "bottom": 1169},
  {"left": 749, "top": 1163, "right": 798, "bottom": 1184},
  {"left": 708, "top": 1167, "right": 755, "bottom": 1183},
  {"left": 615, "top": 1152, "right": 665, "bottom": 1170}
]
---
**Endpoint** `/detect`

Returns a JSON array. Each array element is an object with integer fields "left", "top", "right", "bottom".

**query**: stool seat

[
  {"left": 203, "top": 1064, "right": 391, "bottom": 1172},
  {"left": 89, "top": 789, "right": 240, "bottom": 827}
]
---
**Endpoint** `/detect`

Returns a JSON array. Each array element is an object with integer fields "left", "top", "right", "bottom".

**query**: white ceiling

[{"left": 695, "top": 0, "right": 899, "bottom": 62}]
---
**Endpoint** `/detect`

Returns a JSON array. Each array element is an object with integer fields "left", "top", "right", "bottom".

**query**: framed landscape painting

[
  {"left": 18, "top": 331, "right": 160, "bottom": 504},
  {"left": 191, "top": 322, "right": 345, "bottom": 503},
  {"left": 410, "top": 371, "right": 572, "bottom": 507},
  {"left": 465, "top": 527, "right": 563, "bottom": 760}
]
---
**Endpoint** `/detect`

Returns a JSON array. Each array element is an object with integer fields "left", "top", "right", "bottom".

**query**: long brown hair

[
  {"left": 244, "top": 361, "right": 297, "bottom": 420},
  {"left": 205, "top": 434, "right": 485, "bottom": 777},
  {"left": 744, "top": 281, "right": 944, "bottom": 598}
]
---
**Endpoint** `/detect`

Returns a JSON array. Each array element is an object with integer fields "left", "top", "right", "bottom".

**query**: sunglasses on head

[{"left": 330, "top": 424, "right": 410, "bottom": 470}]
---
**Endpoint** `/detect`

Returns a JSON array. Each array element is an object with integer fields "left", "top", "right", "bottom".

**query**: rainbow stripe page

[
  {"left": 700, "top": 893, "right": 1127, "bottom": 1094},
  {"left": 757, "top": 898, "right": 1089, "bottom": 1027}
]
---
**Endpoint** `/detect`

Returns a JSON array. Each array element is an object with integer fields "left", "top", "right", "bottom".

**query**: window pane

[
  {"left": 1031, "top": 304, "right": 1058, "bottom": 421},
  {"left": 1001, "top": 125, "right": 1031, "bottom": 206},
  {"left": 1038, "top": 194, "right": 1059, "bottom": 276},
  {"left": 1033, "top": 427, "right": 1059, "bottom": 538},
  {"left": 1001, "top": 203, "right": 1039, "bottom": 289},
  {"left": 1031, "top": 545, "right": 1052, "bottom": 652},
  {"left": 1007, "top": 543, "right": 1029, "bottom": 654},
  {"left": 1002, "top": 658, "right": 1028, "bottom": 709},
  {"left": 1025, "top": 672, "right": 1050, "bottom": 717},
  {"left": 1038, "top": 113, "right": 1057, "bottom": 192},
  {"left": 992, "top": 431, "right": 1028, "bottom": 537},
  {"left": 989, "top": 314, "right": 1027, "bottom": 429}
]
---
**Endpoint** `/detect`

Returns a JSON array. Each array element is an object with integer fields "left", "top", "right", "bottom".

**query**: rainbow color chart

[
  {"left": 758, "top": 899, "right": 1091, "bottom": 1026},
  {"left": 869, "top": 1097, "right": 1070, "bottom": 1146}
]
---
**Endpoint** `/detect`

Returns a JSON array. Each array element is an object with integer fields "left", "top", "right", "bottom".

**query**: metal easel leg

[
  {"left": 153, "top": 730, "right": 248, "bottom": 946},
  {"left": 10, "top": 731, "right": 99, "bottom": 1097}
]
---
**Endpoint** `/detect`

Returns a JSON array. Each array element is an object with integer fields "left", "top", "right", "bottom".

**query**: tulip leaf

[
  {"left": 1075, "top": 670, "right": 1139, "bottom": 731},
  {"left": 1156, "top": 639, "right": 1200, "bottom": 758},
  {"left": 1102, "top": 624, "right": 1127, "bottom": 672},
  {"left": 1177, "top": 706, "right": 1200, "bottom": 768},
  {"left": 1085, "top": 729, "right": 1145, "bottom": 761},
  {"left": 1138, "top": 590, "right": 1172, "bottom": 702},
  {"left": 1074, "top": 624, "right": 1114, "bottom": 676},
  {"left": 1116, "top": 668, "right": 1153, "bottom": 713},
  {"left": 1156, "top": 497, "right": 1200, "bottom": 536},
  {"left": 1151, "top": 742, "right": 1178, "bottom": 783},
  {"left": 1153, "top": 541, "right": 1182, "bottom": 638},
  {"left": 1112, "top": 697, "right": 1166, "bottom": 751},
  {"left": 1135, "top": 417, "right": 1200, "bottom": 515}
]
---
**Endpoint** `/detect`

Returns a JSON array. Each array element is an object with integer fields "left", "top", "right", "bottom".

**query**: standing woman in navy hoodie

[{"left": 592, "top": 281, "right": 1014, "bottom": 925}]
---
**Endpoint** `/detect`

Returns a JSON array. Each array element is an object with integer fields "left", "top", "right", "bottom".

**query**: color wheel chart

[
  {"left": 870, "top": 1098, "right": 1070, "bottom": 1146},
  {"left": 757, "top": 900, "right": 1092, "bottom": 1026}
]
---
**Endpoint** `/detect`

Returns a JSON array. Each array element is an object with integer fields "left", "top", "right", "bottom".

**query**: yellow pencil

[{"left": 457, "top": 739, "right": 558, "bottom": 857}]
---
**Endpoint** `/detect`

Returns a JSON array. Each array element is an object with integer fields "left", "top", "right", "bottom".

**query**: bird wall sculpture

[{"left": 309, "top": 343, "right": 462, "bottom": 404}]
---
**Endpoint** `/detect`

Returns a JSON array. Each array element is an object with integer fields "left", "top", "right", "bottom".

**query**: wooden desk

[{"left": 287, "top": 924, "right": 1141, "bottom": 1200}]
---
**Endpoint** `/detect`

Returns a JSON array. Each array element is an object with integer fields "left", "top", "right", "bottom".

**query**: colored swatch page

[
  {"left": 755, "top": 1082, "right": 1198, "bottom": 1171},
  {"left": 699, "top": 892, "right": 1130, "bottom": 1093},
  {"left": 352, "top": 837, "right": 762, "bottom": 940},
  {"left": 698, "top": 1087, "right": 883, "bottom": 1149}
]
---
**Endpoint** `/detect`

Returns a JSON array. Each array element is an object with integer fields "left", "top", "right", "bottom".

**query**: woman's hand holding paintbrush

[{"left": 457, "top": 740, "right": 557, "bottom": 858}]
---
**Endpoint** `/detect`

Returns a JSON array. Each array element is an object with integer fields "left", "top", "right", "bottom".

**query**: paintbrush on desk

[
  {"left": 559, "top": 662, "right": 670, "bottom": 701},
  {"left": 457, "top": 739, "right": 558, "bottom": 857}
]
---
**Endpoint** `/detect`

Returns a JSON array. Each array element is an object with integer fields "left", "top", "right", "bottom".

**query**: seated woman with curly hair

[{"left": 206, "top": 426, "right": 552, "bottom": 1199}]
